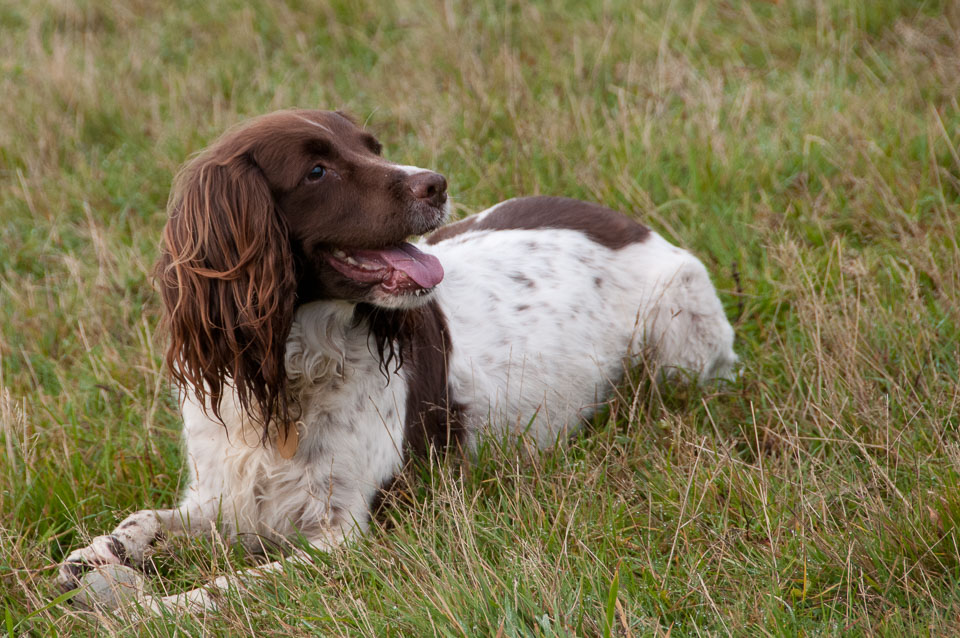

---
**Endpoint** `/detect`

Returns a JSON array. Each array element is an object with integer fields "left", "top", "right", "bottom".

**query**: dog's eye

[{"left": 305, "top": 165, "right": 326, "bottom": 183}]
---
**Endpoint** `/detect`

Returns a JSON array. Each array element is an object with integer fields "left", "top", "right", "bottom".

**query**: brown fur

[
  {"left": 359, "top": 302, "right": 465, "bottom": 455},
  {"left": 155, "top": 142, "right": 298, "bottom": 440},
  {"left": 426, "top": 196, "right": 650, "bottom": 248}
]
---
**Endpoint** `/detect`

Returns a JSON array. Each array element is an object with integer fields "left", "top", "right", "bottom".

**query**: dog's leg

[
  {"left": 137, "top": 544, "right": 320, "bottom": 615},
  {"left": 62, "top": 475, "right": 376, "bottom": 615},
  {"left": 132, "top": 481, "right": 378, "bottom": 615},
  {"left": 638, "top": 256, "right": 738, "bottom": 383},
  {"left": 57, "top": 501, "right": 219, "bottom": 593},
  {"left": 86, "top": 529, "right": 349, "bottom": 617}
]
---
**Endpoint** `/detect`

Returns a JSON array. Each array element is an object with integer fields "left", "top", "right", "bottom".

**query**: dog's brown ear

[{"left": 155, "top": 148, "right": 297, "bottom": 440}]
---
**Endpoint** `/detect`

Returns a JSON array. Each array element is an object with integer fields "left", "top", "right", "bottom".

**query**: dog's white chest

[{"left": 180, "top": 307, "right": 408, "bottom": 545}]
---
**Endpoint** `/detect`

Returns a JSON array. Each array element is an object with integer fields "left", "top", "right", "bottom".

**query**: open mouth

[{"left": 326, "top": 242, "right": 444, "bottom": 296}]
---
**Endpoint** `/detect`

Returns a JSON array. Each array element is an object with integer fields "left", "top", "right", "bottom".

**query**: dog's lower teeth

[
  {"left": 387, "top": 286, "right": 433, "bottom": 297},
  {"left": 333, "top": 249, "right": 347, "bottom": 259}
]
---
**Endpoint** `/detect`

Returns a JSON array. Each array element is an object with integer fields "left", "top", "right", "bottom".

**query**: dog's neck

[
  {"left": 284, "top": 300, "right": 358, "bottom": 392},
  {"left": 281, "top": 296, "right": 458, "bottom": 456},
  {"left": 284, "top": 300, "right": 417, "bottom": 390}
]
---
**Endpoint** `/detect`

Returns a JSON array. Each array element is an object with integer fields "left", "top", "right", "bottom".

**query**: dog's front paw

[
  {"left": 57, "top": 534, "right": 131, "bottom": 594},
  {"left": 69, "top": 564, "right": 147, "bottom": 612}
]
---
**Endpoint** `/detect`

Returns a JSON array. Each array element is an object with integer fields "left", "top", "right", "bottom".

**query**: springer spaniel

[{"left": 57, "top": 110, "right": 737, "bottom": 614}]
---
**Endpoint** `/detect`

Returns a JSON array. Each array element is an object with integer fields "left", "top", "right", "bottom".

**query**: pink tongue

[{"left": 359, "top": 243, "right": 444, "bottom": 288}]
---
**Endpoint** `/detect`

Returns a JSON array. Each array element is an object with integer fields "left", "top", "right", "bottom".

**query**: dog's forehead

[
  {"left": 245, "top": 110, "right": 377, "bottom": 184},
  {"left": 293, "top": 110, "right": 363, "bottom": 137},
  {"left": 277, "top": 111, "right": 384, "bottom": 160}
]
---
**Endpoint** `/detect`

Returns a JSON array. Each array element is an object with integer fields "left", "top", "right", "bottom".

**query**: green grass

[{"left": 2, "top": 0, "right": 959, "bottom": 634}]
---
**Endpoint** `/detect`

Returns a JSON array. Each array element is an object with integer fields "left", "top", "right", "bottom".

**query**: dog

[{"left": 57, "top": 109, "right": 737, "bottom": 614}]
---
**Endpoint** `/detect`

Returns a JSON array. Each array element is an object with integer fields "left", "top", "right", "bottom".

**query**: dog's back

[{"left": 426, "top": 196, "right": 737, "bottom": 447}]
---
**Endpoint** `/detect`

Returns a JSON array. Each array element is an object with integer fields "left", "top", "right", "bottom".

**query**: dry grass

[{"left": 2, "top": 0, "right": 959, "bottom": 635}]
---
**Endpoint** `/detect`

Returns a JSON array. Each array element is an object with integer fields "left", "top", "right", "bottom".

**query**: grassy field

[{"left": 2, "top": 0, "right": 959, "bottom": 635}]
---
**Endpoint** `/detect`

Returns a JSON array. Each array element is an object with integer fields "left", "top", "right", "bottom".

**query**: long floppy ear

[{"left": 155, "top": 149, "right": 297, "bottom": 441}]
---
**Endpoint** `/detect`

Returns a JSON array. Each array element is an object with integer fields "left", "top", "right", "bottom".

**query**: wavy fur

[{"left": 155, "top": 137, "right": 297, "bottom": 441}]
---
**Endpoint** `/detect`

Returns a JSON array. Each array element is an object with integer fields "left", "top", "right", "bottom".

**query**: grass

[{"left": 1, "top": 0, "right": 959, "bottom": 634}]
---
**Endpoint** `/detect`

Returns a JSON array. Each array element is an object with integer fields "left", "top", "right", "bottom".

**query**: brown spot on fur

[
  {"left": 427, "top": 196, "right": 650, "bottom": 249},
  {"left": 106, "top": 535, "right": 128, "bottom": 565},
  {"left": 510, "top": 273, "right": 535, "bottom": 288}
]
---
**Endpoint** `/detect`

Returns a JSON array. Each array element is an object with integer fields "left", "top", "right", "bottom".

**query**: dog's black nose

[{"left": 407, "top": 172, "right": 447, "bottom": 207}]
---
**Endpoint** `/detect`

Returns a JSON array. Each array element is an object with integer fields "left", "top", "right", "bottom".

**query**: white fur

[
  {"left": 433, "top": 227, "right": 736, "bottom": 447},
  {"left": 392, "top": 163, "right": 431, "bottom": 176},
  {"left": 58, "top": 205, "right": 736, "bottom": 614}
]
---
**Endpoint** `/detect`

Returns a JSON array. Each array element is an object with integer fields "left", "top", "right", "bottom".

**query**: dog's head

[{"left": 155, "top": 109, "right": 448, "bottom": 432}]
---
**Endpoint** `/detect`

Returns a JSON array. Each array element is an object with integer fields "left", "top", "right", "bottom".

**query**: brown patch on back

[
  {"left": 425, "top": 215, "right": 477, "bottom": 245},
  {"left": 427, "top": 196, "right": 650, "bottom": 248}
]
